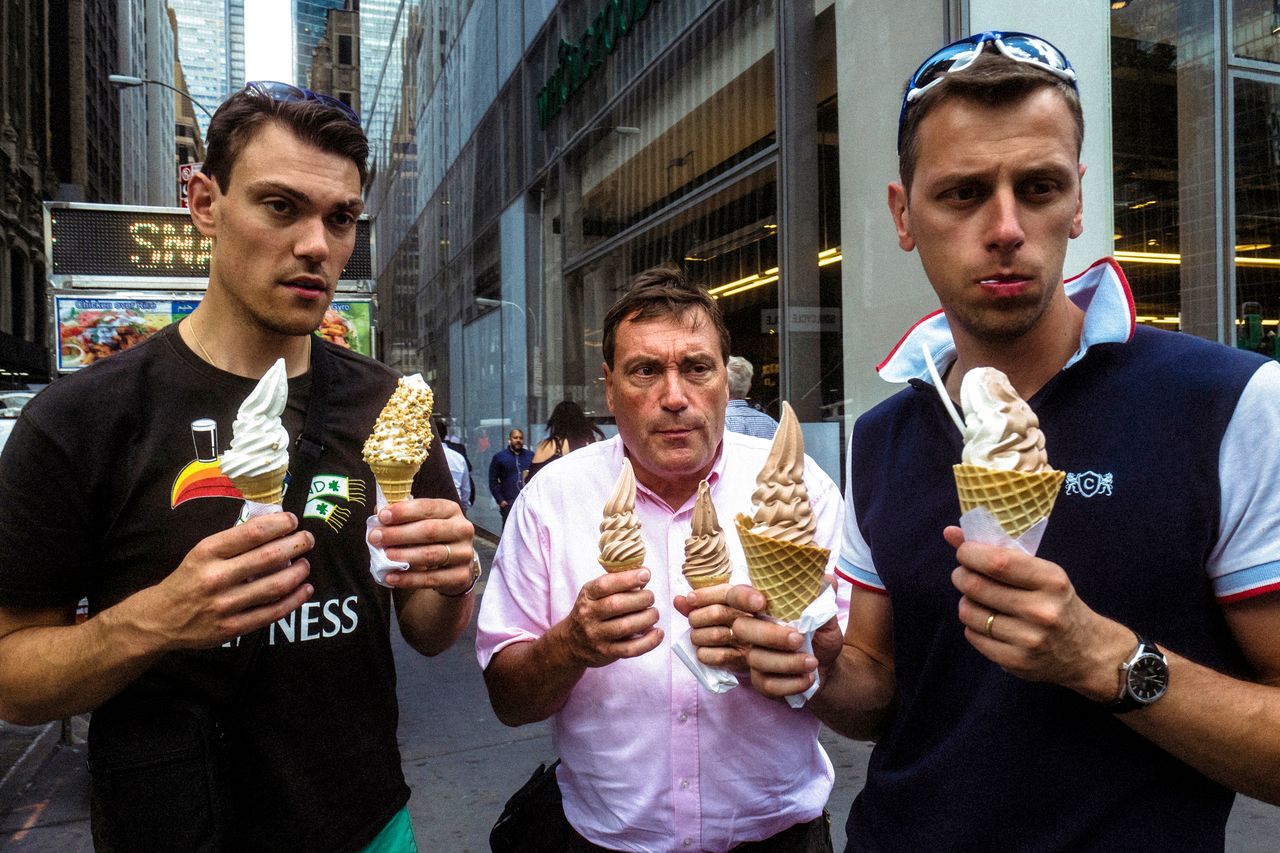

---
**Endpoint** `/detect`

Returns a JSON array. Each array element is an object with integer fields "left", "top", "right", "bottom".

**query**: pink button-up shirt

[{"left": 477, "top": 433, "right": 848, "bottom": 852}]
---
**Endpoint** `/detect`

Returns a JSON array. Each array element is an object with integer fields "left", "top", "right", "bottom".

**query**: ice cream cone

[
  {"left": 598, "top": 556, "right": 644, "bottom": 573},
  {"left": 686, "top": 572, "right": 731, "bottom": 590},
  {"left": 369, "top": 459, "right": 421, "bottom": 503},
  {"left": 952, "top": 463, "right": 1065, "bottom": 540},
  {"left": 735, "top": 514, "right": 829, "bottom": 622},
  {"left": 231, "top": 467, "right": 288, "bottom": 506}
]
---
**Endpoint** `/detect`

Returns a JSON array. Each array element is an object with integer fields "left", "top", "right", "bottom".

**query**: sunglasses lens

[
  {"left": 244, "top": 81, "right": 360, "bottom": 125},
  {"left": 1000, "top": 36, "right": 1071, "bottom": 74},
  {"left": 910, "top": 43, "right": 981, "bottom": 94}
]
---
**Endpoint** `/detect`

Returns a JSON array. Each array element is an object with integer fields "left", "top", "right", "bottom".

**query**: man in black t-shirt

[{"left": 0, "top": 84, "right": 478, "bottom": 852}]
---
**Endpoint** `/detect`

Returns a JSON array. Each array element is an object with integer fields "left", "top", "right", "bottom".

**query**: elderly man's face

[{"left": 603, "top": 309, "right": 728, "bottom": 507}]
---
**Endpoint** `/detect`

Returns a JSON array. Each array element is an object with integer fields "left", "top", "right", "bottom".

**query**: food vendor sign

[{"left": 54, "top": 296, "right": 374, "bottom": 372}]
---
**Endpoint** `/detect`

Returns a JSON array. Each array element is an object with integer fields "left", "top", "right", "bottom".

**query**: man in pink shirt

[{"left": 476, "top": 266, "right": 847, "bottom": 852}]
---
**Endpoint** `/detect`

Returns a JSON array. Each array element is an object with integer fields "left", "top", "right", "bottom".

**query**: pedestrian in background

[
  {"left": 0, "top": 82, "right": 477, "bottom": 852},
  {"left": 437, "top": 417, "right": 474, "bottom": 512},
  {"left": 724, "top": 355, "right": 778, "bottom": 439},
  {"left": 478, "top": 266, "right": 846, "bottom": 850},
  {"left": 489, "top": 428, "right": 532, "bottom": 524},
  {"left": 527, "top": 400, "right": 604, "bottom": 482},
  {"left": 734, "top": 31, "right": 1280, "bottom": 850}
]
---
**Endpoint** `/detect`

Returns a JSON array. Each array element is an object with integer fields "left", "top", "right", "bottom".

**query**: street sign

[{"left": 177, "top": 161, "right": 202, "bottom": 208}]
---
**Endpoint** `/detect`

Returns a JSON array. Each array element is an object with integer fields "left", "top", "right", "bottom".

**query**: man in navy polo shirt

[{"left": 730, "top": 32, "right": 1280, "bottom": 851}]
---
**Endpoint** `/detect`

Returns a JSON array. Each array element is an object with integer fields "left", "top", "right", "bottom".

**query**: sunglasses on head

[
  {"left": 897, "top": 31, "right": 1077, "bottom": 153},
  {"left": 243, "top": 80, "right": 361, "bottom": 126}
]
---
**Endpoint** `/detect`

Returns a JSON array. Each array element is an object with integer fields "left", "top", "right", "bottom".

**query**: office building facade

[{"left": 168, "top": 0, "right": 245, "bottom": 135}]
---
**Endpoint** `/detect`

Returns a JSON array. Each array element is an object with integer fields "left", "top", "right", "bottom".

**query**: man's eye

[
  {"left": 686, "top": 363, "right": 712, "bottom": 376},
  {"left": 330, "top": 212, "right": 357, "bottom": 228},
  {"left": 944, "top": 185, "right": 981, "bottom": 203},
  {"left": 633, "top": 365, "right": 657, "bottom": 378},
  {"left": 265, "top": 199, "right": 293, "bottom": 215},
  {"left": 1023, "top": 179, "right": 1057, "bottom": 199}
]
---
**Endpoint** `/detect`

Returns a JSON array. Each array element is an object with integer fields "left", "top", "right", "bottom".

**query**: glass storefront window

[
  {"left": 1233, "top": 76, "right": 1280, "bottom": 359},
  {"left": 1234, "top": 0, "right": 1280, "bottom": 64}
]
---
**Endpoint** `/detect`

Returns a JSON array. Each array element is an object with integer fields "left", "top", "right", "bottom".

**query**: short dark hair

[
  {"left": 898, "top": 51, "right": 1083, "bottom": 192},
  {"left": 203, "top": 90, "right": 369, "bottom": 191},
  {"left": 601, "top": 264, "right": 731, "bottom": 369}
]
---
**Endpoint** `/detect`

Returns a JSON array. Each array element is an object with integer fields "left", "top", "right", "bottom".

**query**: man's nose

[
  {"left": 294, "top": 217, "right": 330, "bottom": 262},
  {"left": 658, "top": 369, "right": 689, "bottom": 411},
  {"left": 984, "top": 187, "right": 1025, "bottom": 254}
]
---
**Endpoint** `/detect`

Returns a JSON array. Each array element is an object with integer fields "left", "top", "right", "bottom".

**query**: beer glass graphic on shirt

[{"left": 191, "top": 418, "right": 220, "bottom": 463}]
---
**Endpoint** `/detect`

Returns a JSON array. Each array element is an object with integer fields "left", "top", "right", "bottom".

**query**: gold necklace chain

[{"left": 187, "top": 315, "right": 219, "bottom": 370}]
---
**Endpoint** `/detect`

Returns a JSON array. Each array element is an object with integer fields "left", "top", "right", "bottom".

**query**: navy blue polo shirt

[{"left": 836, "top": 259, "right": 1280, "bottom": 852}]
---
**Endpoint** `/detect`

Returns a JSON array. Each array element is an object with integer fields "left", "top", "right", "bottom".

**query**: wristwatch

[
  {"left": 441, "top": 553, "right": 483, "bottom": 598},
  {"left": 1106, "top": 633, "right": 1169, "bottom": 713}
]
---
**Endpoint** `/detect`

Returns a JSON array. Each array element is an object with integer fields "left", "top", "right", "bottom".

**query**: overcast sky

[{"left": 244, "top": 0, "right": 295, "bottom": 84}]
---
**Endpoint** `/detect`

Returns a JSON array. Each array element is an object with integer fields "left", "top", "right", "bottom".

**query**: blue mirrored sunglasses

[
  {"left": 243, "top": 80, "right": 361, "bottom": 126},
  {"left": 896, "top": 31, "right": 1077, "bottom": 153}
]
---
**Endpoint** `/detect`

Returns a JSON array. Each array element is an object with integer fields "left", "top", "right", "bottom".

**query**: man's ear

[
  {"left": 187, "top": 170, "right": 219, "bottom": 238},
  {"left": 603, "top": 362, "right": 616, "bottom": 415},
  {"left": 888, "top": 182, "right": 915, "bottom": 252}
]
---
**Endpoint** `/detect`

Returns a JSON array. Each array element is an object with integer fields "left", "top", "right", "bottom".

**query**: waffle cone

[
  {"left": 369, "top": 459, "right": 420, "bottom": 503},
  {"left": 952, "top": 464, "right": 1065, "bottom": 540},
  {"left": 685, "top": 571, "right": 731, "bottom": 590},
  {"left": 734, "top": 515, "right": 829, "bottom": 622},
  {"left": 231, "top": 467, "right": 288, "bottom": 506},
  {"left": 598, "top": 556, "right": 644, "bottom": 574}
]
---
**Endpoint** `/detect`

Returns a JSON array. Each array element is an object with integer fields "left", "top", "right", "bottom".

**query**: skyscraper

[
  {"left": 167, "top": 0, "right": 245, "bottom": 138},
  {"left": 295, "top": 0, "right": 349, "bottom": 90}
]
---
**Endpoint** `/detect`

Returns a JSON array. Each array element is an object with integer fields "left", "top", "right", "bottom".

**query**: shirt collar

[
  {"left": 610, "top": 434, "right": 727, "bottom": 515},
  {"left": 876, "top": 257, "right": 1136, "bottom": 385}
]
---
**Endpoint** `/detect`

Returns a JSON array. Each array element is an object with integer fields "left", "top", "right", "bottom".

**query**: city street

[{"left": 1, "top": 537, "right": 1278, "bottom": 851}]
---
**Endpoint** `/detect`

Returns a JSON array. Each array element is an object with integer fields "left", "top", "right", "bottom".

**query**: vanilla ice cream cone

[
  {"left": 735, "top": 514, "right": 829, "bottom": 622},
  {"left": 953, "top": 463, "right": 1064, "bottom": 540},
  {"left": 231, "top": 467, "right": 288, "bottom": 506},
  {"left": 369, "top": 459, "right": 420, "bottom": 503}
]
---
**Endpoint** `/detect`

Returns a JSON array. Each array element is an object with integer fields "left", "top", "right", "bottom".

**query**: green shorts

[{"left": 357, "top": 805, "right": 417, "bottom": 853}]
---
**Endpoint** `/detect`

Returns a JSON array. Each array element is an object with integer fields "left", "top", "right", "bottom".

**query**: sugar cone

[
  {"left": 369, "top": 459, "right": 421, "bottom": 503},
  {"left": 231, "top": 467, "right": 287, "bottom": 506},
  {"left": 952, "top": 464, "right": 1065, "bottom": 540},
  {"left": 734, "top": 515, "right": 829, "bottom": 622},
  {"left": 686, "top": 572, "right": 731, "bottom": 590}
]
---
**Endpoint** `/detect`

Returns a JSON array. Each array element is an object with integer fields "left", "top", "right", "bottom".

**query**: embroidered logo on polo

[
  {"left": 1064, "top": 470, "right": 1113, "bottom": 498},
  {"left": 305, "top": 475, "right": 367, "bottom": 531}
]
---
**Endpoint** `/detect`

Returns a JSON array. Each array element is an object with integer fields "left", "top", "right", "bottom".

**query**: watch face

[{"left": 1128, "top": 653, "right": 1169, "bottom": 702}]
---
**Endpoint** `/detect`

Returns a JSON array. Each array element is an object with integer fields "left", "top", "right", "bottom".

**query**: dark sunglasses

[
  {"left": 243, "top": 80, "right": 361, "bottom": 126},
  {"left": 897, "top": 31, "right": 1077, "bottom": 153}
]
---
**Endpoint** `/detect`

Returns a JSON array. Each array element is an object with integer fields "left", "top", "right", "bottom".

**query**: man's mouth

[
  {"left": 283, "top": 276, "right": 329, "bottom": 299},
  {"left": 977, "top": 273, "right": 1032, "bottom": 296}
]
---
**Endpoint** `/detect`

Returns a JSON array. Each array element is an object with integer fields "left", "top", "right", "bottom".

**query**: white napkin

[
  {"left": 781, "top": 584, "right": 839, "bottom": 709},
  {"left": 236, "top": 498, "right": 284, "bottom": 523},
  {"left": 958, "top": 507, "right": 1049, "bottom": 556},
  {"left": 366, "top": 483, "right": 408, "bottom": 587},
  {"left": 673, "top": 627, "right": 740, "bottom": 693}
]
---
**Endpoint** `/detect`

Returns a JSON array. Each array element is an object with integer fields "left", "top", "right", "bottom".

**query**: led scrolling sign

[{"left": 48, "top": 207, "right": 372, "bottom": 280}]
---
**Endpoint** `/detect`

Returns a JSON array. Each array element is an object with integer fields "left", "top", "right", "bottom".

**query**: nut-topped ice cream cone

[
  {"left": 220, "top": 358, "right": 291, "bottom": 506},
  {"left": 682, "top": 479, "right": 730, "bottom": 589},
  {"left": 952, "top": 367, "right": 1064, "bottom": 539},
  {"left": 598, "top": 458, "right": 645, "bottom": 572},
  {"left": 363, "top": 374, "right": 435, "bottom": 503},
  {"left": 740, "top": 402, "right": 830, "bottom": 621}
]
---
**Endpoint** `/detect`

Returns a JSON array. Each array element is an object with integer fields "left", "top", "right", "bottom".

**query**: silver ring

[
  {"left": 984, "top": 613, "right": 996, "bottom": 638},
  {"left": 439, "top": 543, "right": 453, "bottom": 568}
]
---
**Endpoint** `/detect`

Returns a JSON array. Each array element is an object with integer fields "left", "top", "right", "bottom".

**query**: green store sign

[{"left": 536, "top": 0, "right": 659, "bottom": 129}]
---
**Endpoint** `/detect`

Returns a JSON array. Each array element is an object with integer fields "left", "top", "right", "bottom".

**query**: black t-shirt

[{"left": 0, "top": 324, "right": 459, "bottom": 851}]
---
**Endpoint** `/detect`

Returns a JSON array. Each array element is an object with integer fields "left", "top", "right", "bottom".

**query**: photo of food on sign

[
  {"left": 57, "top": 302, "right": 167, "bottom": 368},
  {"left": 317, "top": 308, "right": 355, "bottom": 349}
]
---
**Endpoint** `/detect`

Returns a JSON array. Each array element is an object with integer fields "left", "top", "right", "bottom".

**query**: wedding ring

[
  {"left": 984, "top": 613, "right": 996, "bottom": 638},
  {"left": 727, "top": 625, "right": 736, "bottom": 645},
  {"left": 438, "top": 543, "right": 453, "bottom": 568}
]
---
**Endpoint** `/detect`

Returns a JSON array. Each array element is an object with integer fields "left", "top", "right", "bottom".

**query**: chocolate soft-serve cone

[
  {"left": 682, "top": 480, "right": 730, "bottom": 589},
  {"left": 736, "top": 402, "right": 829, "bottom": 622},
  {"left": 363, "top": 374, "right": 435, "bottom": 502},
  {"left": 598, "top": 458, "right": 645, "bottom": 572},
  {"left": 952, "top": 367, "right": 1063, "bottom": 539}
]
